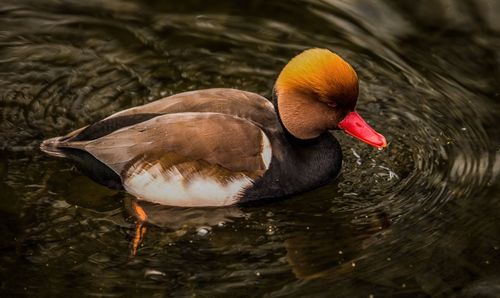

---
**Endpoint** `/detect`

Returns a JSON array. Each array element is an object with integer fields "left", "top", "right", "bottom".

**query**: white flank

[
  {"left": 260, "top": 131, "right": 272, "bottom": 169},
  {"left": 124, "top": 163, "right": 254, "bottom": 207}
]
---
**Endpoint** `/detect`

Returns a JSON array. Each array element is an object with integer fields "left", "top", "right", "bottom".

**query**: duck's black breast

[{"left": 240, "top": 132, "right": 342, "bottom": 202}]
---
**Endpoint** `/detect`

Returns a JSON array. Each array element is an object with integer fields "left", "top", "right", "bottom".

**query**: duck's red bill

[{"left": 338, "top": 111, "right": 387, "bottom": 148}]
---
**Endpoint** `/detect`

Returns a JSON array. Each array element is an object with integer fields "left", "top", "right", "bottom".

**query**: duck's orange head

[
  {"left": 275, "top": 48, "right": 386, "bottom": 148},
  {"left": 276, "top": 48, "right": 359, "bottom": 110}
]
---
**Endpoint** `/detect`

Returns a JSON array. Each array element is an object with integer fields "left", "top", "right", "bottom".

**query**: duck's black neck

[{"left": 241, "top": 89, "right": 343, "bottom": 202}]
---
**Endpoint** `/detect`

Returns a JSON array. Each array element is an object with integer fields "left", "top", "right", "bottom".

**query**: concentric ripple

[{"left": 0, "top": 0, "right": 499, "bottom": 297}]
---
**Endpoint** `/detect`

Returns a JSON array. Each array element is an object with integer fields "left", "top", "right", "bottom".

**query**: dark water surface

[{"left": 1, "top": 0, "right": 499, "bottom": 296}]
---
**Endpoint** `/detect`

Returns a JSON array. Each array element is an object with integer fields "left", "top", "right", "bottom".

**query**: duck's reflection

[
  {"left": 124, "top": 198, "right": 246, "bottom": 256},
  {"left": 123, "top": 196, "right": 391, "bottom": 281}
]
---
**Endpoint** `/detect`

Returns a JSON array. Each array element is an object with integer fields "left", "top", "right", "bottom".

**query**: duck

[{"left": 40, "top": 48, "right": 386, "bottom": 207}]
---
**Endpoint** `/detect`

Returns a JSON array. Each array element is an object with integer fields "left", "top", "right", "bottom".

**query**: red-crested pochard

[{"left": 41, "top": 48, "right": 386, "bottom": 207}]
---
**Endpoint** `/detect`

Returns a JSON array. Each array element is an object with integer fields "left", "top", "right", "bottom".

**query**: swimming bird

[{"left": 40, "top": 48, "right": 386, "bottom": 207}]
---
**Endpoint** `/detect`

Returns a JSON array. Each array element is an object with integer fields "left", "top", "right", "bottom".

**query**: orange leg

[{"left": 130, "top": 200, "right": 148, "bottom": 257}]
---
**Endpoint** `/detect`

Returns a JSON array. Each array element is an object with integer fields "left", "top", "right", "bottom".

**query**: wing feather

[{"left": 67, "top": 112, "right": 271, "bottom": 177}]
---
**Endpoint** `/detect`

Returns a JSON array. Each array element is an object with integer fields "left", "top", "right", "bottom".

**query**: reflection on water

[{"left": 0, "top": 0, "right": 499, "bottom": 296}]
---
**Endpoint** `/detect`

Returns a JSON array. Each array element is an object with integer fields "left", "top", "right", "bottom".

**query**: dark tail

[{"left": 40, "top": 135, "right": 123, "bottom": 190}]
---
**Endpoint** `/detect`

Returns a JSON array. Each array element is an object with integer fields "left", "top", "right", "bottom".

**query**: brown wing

[{"left": 68, "top": 112, "right": 270, "bottom": 174}]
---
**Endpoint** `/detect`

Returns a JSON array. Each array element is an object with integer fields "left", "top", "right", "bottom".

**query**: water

[{"left": 1, "top": 0, "right": 499, "bottom": 296}]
